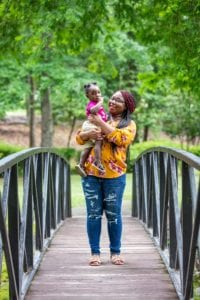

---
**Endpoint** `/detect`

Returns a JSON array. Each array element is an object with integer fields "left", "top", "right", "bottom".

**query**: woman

[{"left": 76, "top": 90, "right": 136, "bottom": 266}]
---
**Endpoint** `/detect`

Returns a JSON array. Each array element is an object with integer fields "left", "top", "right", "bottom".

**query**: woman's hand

[
  {"left": 88, "top": 114, "right": 103, "bottom": 126},
  {"left": 79, "top": 128, "right": 103, "bottom": 141},
  {"left": 88, "top": 114, "right": 115, "bottom": 135}
]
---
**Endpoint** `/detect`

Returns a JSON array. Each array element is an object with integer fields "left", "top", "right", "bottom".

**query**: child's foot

[
  {"left": 93, "top": 160, "right": 105, "bottom": 173},
  {"left": 75, "top": 164, "right": 87, "bottom": 177}
]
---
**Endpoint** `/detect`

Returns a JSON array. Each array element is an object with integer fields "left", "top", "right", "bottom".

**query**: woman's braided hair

[
  {"left": 120, "top": 90, "right": 136, "bottom": 114},
  {"left": 108, "top": 90, "right": 136, "bottom": 129},
  {"left": 108, "top": 90, "right": 136, "bottom": 153}
]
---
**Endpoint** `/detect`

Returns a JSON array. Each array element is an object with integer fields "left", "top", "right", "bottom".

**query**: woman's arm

[
  {"left": 79, "top": 128, "right": 102, "bottom": 141},
  {"left": 76, "top": 128, "right": 103, "bottom": 145},
  {"left": 88, "top": 115, "right": 136, "bottom": 146},
  {"left": 88, "top": 114, "right": 115, "bottom": 135}
]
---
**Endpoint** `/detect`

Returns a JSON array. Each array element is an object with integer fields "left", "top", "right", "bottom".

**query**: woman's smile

[{"left": 109, "top": 101, "right": 125, "bottom": 116}]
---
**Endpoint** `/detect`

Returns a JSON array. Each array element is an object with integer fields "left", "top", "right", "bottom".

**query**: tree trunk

[
  {"left": 67, "top": 117, "right": 76, "bottom": 147},
  {"left": 28, "top": 76, "right": 35, "bottom": 147},
  {"left": 41, "top": 88, "right": 53, "bottom": 147},
  {"left": 143, "top": 125, "right": 149, "bottom": 141}
]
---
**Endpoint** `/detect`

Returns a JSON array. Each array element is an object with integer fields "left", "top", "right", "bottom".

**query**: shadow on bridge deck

[{"left": 25, "top": 204, "right": 178, "bottom": 300}]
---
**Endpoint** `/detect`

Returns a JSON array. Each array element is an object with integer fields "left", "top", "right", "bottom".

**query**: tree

[
  {"left": 162, "top": 92, "right": 200, "bottom": 147},
  {"left": 0, "top": 58, "right": 29, "bottom": 117},
  {"left": 0, "top": 0, "right": 110, "bottom": 146},
  {"left": 113, "top": 0, "right": 200, "bottom": 97},
  {"left": 0, "top": 0, "right": 199, "bottom": 146}
]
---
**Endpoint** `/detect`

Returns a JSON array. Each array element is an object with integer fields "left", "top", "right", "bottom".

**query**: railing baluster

[
  {"left": 138, "top": 159, "right": 143, "bottom": 220},
  {"left": 25, "top": 158, "right": 34, "bottom": 271},
  {"left": 66, "top": 163, "right": 72, "bottom": 218},
  {"left": 19, "top": 158, "right": 31, "bottom": 283},
  {"left": 43, "top": 153, "right": 51, "bottom": 239},
  {"left": 182, "top": 162, "right": 195, "bottom": 295},
  {"left": 146, "top": 153, "right": 151, "bottom": 228},
  {"left": 184, "top": 180, "right": 200, "bottom": 299},
  {"left": 132, "top": 162, "right": 139, "bottom": 217},
  {"left": 55, "top": 156, "right": 61, "bottom": 225},
  {"left": 0, "top": 169, "right": 11, "bottom": 272},
  {"left": 168, "top": 157, "right": 177, "bottom": 269},
  {"left": 160, "top": 153, "right": 168, "bottom": 249},
  {"left": 0, "top": 193, "right": 19, "bottom": 299},
  {"left": 141, "top": 156, "right": 148, "bottom": 223},
  {"left": 34, "top": 154, "right": 43, "bottom": 251},
  {"left": 169, "top": 156, "right": 184, "bottom": 281},
  {"left": 152, "top": 152, "right": 160, "bottom": 238},
  {"left": 148, "top": 153, "right": 157, "bottom": 237},
  {"left": 60, "top": 161, "right": 64, "bottom": 220},
  {"left": 8, "top": 165, "right": 20, "bottom": 297},
  {"left": 49, "top": 155, "right": 56, "bottom": 230}
]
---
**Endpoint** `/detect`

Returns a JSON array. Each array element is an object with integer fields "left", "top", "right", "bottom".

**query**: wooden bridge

[
  {"left": 0, "top": 147, "right": 199, "bottom": 300},
  {"left": 25, "top": 216, "right": 178, "bottom": 300}
]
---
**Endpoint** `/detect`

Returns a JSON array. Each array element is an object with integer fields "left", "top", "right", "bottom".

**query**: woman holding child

[{"left": 76, "top": 85, "right": 136, "bottom": 266}]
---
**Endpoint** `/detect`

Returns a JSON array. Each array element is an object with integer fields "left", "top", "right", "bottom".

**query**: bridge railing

[
  {"left": 0, "top": 148, "right": 71, "bottom": 300},
  {"left": 132, "top": 147, "right": 200, "bottom": 300}
]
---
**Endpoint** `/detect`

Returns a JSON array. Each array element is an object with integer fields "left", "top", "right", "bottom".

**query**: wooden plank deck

[{"left": 25, "top": 216, "right": 178, "bottom": 300}]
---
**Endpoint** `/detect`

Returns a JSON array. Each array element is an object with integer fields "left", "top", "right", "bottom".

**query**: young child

[{"left": 75, "top": 82, "right": 107, "bottom": 177}]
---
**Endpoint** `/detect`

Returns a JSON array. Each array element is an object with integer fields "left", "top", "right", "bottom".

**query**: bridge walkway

[{"left": 25, "top": 215, "right": 178, "bottom": 300}]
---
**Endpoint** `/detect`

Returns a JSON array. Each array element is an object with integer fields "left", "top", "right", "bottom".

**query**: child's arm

[{"left": 90, "top": 98, "right": 103, "bottom": 114}]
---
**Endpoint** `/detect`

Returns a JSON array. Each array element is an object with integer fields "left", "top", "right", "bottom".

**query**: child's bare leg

[
  {"left": 80, "top": 147, "right": 92, "bottom": 166},
  {"left": 76, "top": 147, "right": 92, "bottom": 177},
  {"left": 94, "top": 140, "right": 102, "bottom": 162},
  {"left": 93, "top": 140, "right": 105, "bottom": 173}
]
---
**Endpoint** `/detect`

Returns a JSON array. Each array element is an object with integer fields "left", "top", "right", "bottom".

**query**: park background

[
  {"left": 0, "top": 0, "right": 199, "bottom": 156},
  {"left": 0, "top": 1, "right": 200, "bottom": 298},
  {"left": 0, "top": 0, "right": 200, "bottom": 220}
]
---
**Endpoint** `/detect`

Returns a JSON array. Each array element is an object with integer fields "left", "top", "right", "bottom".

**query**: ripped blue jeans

[{"left": 81, "top": 174, "right": 126, "bottom": 255}]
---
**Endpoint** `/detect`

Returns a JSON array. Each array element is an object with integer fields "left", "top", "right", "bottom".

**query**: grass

[
  {"left": 194, "top": 272, "right": 200, "bottom": 299},
  {"left": 0, "top": 259, "right": 9, "bottom": 300}
]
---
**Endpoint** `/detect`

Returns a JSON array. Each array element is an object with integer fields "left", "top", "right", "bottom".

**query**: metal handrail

[
  {"left": 0, "top": 148, "right": 71, "bottom": 300},
  {"left": 132, "top": 147, "right": 200, "bottom": 300}
]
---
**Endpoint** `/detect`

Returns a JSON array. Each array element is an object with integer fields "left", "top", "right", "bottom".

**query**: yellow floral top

[{"left": 76, "top": 120, "right": 136, "bottom": 178}]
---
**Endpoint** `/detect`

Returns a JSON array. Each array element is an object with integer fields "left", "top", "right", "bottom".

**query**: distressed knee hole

[
  {"left": 104, "top": 193, "right": 117, "bottom": 203},
  {"left": 88, "top": 214, "right": 102, "bottom": 220}
]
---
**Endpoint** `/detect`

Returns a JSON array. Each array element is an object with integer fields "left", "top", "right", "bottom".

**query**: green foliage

[
  {"left": 0, "top": 59, "right": 29, "bottom": 118},
  {"left": 130, "top": 139, "right": 181, "bottom": 160},
  {"left": 162, "top": 92, "right": 200, "bottom": 145},
  {"left": 0, "top": 0, "right": 109, "bottom": 56},
  {"left": 0, "top": 143, "right": 24, "bottom": 159},
  {"left": 189, "top": 145, "right": 200, "bottom": 157},
  {"left": 193, "top": 272, "right": 200, "bottom": 300},
  {"left": 127, "top": 140, "right": 200, "bottom": 172},
  {"left": 0, "top": 0, "right": 199, "bottom": 146},
  {"left": 115, "top": 0, "right": 200, "bottom": 96},
  {"left": 51, "top": 55, "right": 108, "bottom": 123},
  {"left": 0, "top": 259, "right": 9, "bottom": 300},
  {"left": 54, "top": 147, "right": 79, "bottom": 162}
]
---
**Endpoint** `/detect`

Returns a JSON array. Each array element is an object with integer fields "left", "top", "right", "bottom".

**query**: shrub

[
  {"left": 0, "top": 143, "right": 24, "bottom": 159},
  {"left": 54, "top": 147, "right": 80, "bottom": 162},
  {"left": 189, "top": 145, "right": 200, "bottom": 157},
  {"left": 127, "top": 140, "right": 200, "bottom": 172}
]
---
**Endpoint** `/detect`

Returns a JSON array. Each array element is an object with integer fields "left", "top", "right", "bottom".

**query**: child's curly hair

[{"left": 84, "top": 82, "right": 97, "bottom": 94}]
